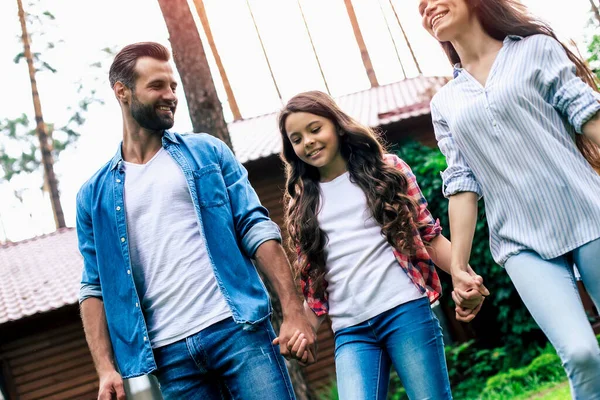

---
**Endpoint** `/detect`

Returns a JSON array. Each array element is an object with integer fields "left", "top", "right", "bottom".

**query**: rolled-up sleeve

[
  {"left": 218, "top": 141, "right": 281, "bottom": 257},
  {"left": 542, "top": 36, "right": 600, "bottom": 134},
  {"left": 76, "top": 188, "right": 103, "bottom": 303},
  {"left": 431, "top": 102, "right": 483, "bottom": 199}
]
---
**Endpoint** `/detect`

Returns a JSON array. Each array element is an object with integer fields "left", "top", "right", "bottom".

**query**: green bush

[
  {"left": 480, "top": 335, "right": 600, "bottom": 399},
  {"left": 480, "top": 349, "right": 566, "bottom": 399}
]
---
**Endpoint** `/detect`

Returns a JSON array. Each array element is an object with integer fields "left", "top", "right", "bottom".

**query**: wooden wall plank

[{"left": 0, "top": 318, "right": 99, "bottom": 400}]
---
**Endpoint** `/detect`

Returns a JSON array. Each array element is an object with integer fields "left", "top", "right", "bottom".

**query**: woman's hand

[{"left": 451, "top": 267, "right": 489, "bottom": 322}]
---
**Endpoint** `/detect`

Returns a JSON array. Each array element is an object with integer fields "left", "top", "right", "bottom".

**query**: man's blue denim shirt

[{"left": 76, "top": 131, "right": 281, "bottom": 378}]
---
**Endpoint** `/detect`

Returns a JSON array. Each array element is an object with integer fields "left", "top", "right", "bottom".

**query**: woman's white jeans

[{"left": 505, "top": 237, "right": 600, "bottom": 400}]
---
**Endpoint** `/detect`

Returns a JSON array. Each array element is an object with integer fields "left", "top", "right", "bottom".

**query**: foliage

[
  {"left": 316, "top": 380, "right": 338, "bottom": 400},
  {"left": 479, "top": 347, "right": 566, "bottom": 399},
  {"left": 481, "top": 335, "right": 600, "bottom": 399},
  {"left": 1, "top": 0, "right": 110, "bottom": 184},
  {"left": 393, "top": 141, "right": 540, "bottom": 348},
  {"left": 587, "top": 33, "right": 600, "bottom": 82}
]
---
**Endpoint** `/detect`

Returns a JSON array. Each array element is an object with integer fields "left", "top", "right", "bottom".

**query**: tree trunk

[
  {"left": 297, "top": 0, "right": 331, "bottom": 95},
  {"left": 157, "top": 1, "right": 312, "bottom": 398},
  {"left": 389, "top": 0, "right": 422, "bottom": 74},
  {"left": 590, "top": 0, "right": 600, "bottom": 26},
  {"left": 343, "top": 0, "right": 378, "bottom": 87},
  {"left": 377, "top": 0, "right": 406, "bottom": 79},
  {"left": 245, "top": 0, "right": 283, "bottom": 102},
  {"left": 157, "top": 0, "right": 233, "bottom": 149},
  {"left": 16, "top": 0, "right": 65, "bottom": 229},
  {"left": 192, "top": 0, "right": 242, "bottom": 121}
]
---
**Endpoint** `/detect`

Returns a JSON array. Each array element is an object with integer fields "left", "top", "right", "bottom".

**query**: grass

[{"left": 526, "top": 382, "right": 570, "bottom": 400}]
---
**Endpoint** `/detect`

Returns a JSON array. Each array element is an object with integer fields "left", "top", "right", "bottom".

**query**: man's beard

[{"left": 130, "top": 93, "right": 176, "bottom": 131}]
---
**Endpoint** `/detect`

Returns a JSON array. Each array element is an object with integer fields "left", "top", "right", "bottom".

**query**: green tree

[
  {"left": 3, "top": 1, "right": 109, "bottom": 227},
  {"left": 587, "top": 34, "right": 600, "bottom": 82},
  {"left": 587, "top": 2, "right": 600, "bottom": 82}
]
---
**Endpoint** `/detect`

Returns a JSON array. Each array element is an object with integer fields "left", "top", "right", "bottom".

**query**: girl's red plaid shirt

[{"left": 299, "top": 154, "right": 443, "bottom": 317}]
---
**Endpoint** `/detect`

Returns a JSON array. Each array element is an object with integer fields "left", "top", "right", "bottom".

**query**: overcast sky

[{"left": 0, "top": 0, "right": 597, "bottom": 242}]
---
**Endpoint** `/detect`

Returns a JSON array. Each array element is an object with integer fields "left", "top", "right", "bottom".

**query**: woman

[{"left": 418, "top": 0, "right": 600, "bottom": 398}]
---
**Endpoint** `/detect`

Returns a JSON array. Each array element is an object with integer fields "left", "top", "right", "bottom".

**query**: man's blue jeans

[
  {"left": 334, "top": 297, "right": 452, "bottom": 400},
  {"left": 152, "top": 317, "right": 295, "bottom": 399}
]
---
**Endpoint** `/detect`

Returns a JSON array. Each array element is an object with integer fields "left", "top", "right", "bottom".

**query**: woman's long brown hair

[
  {"left": 440, "top": 0, "right": 600, "bottom": 172},
  {"left": 278, "top": 91, "right": 425, "bottom": 298}
]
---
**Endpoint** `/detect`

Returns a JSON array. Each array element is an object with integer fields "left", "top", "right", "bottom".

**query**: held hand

[
  {"left": 451, "top": 268, "right": 488, "bottom": 294},
  {"left": 97, "top": 370, "right": 126, "bottom": 400},
  {"left": 451, "top": 267, "right": 490, "bottom": 322},
  {"left": 273, "top": 330, "right": 317, "bottom": 365},
  {"left": 454, "top": 296, "right": 485, "bottom": 323},
  {"left": 272, "top": 313, "right": 317, "bottom": 363}
]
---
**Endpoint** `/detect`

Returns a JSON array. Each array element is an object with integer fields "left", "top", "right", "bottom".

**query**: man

[{"left": 76, "top": 42, "right": 315, "bottom": 400}]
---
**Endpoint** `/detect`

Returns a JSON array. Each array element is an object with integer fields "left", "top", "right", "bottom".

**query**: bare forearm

[
  {"left": 254, "top": 240, "right": 303, "bottom": 317},
  {"left": 426, "top": 234, "right": 452, "bottom": 274},
  {"left": 304, "top": 301, "right": 325, "bottom": 332},
  {"left": 582, "top": 111, "right": 600, "bottom": 146},
  {"left": 448, "top": 192, "right": 478, "bottom": 273},
  {"left": 80, "top": 297, "right": 117, "bottom": 375}
]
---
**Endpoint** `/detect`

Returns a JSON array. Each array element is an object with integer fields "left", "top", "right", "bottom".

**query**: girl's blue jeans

[{"left": 334, "top": 297, "right": 452, "bottom": 400}]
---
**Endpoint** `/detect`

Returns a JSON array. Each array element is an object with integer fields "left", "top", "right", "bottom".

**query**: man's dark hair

[{"left": 109, "top": 42, "right": 171, "bottom": 89}]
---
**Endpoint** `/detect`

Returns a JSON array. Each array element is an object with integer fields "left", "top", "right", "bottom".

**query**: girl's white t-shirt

[{"left": 317, "top": 172, "right": 424, "bottom": 332}]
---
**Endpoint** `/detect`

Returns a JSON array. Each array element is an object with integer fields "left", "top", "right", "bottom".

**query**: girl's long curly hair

[
  {"left": 439, "top": 0, "right": 600, "bottom": 172},
  {"left": 278, "top": 91, "right": 425, "bottom": 298}
]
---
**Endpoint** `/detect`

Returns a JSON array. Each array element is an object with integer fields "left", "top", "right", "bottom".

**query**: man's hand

[
  {"left": 275, "top": 312, "right": 318, "bottom": 363},
  {"left": 273, "top": 329, "right": 317, "bottom": 366},
  {"left": 98, "top": 369, "right": 126, "bottom": 400}
]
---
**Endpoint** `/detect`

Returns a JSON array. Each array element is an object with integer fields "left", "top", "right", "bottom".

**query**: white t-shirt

[
  {"left": 317, "top": 172, "right": 424, "bottom": 332},
  {"left": 123, "top": 148, "right": 231, "bottom": 348}
]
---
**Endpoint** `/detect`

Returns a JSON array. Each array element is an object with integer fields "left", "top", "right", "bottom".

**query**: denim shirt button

[
  {"left": 135, "top": 302, "right": 139, "bottom": 307},
  {"left": 116, "top": 179, "right": 121, "bottom": 183},
  {"left": 121, "top": 237, "right": 126, "bottom": 243},
  {"left": 143, "top": 336, "right": 147, "bottom": 341},
  {"left": 127, "top": 269, "right": 131, "bottom": 275},
  {"left": 116, "top": 206, "right": 121, "bottom": 211}
]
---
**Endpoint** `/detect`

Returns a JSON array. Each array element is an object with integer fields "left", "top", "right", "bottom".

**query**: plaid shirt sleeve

[
  {"left": 384, "top": 153, "right": 443, "bottom": 303},
  {"left": 384, "top": 154, "right": 442, "bottom": 242},
  {"left": 297, "top": 249, "right": 329, "bottom": 316}
]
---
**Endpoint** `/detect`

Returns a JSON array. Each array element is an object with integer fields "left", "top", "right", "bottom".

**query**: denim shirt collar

[
  {"left": 453, "top": 35, "right": 523, "bottom": 78},
  {"left": 109, "top": 130, "right": 179, "bottom": 171}
]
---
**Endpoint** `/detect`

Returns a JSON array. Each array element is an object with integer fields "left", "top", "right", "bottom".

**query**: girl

[
  {"left": 276, "top": 91, "right": 487, "bottom": 399},
  {"left": 418, "top": 0, "right": 600, "bottom": 397}
]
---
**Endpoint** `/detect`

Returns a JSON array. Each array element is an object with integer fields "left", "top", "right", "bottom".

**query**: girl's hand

[
  {"left": 454, "top": 297, "right": 485, "bottom": 323},
  {"left": 273, "top": 330, "right": 317, "bottom": 365},
  {"left": 451, "top": 267, "right": 490, "bottom": 322}
]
